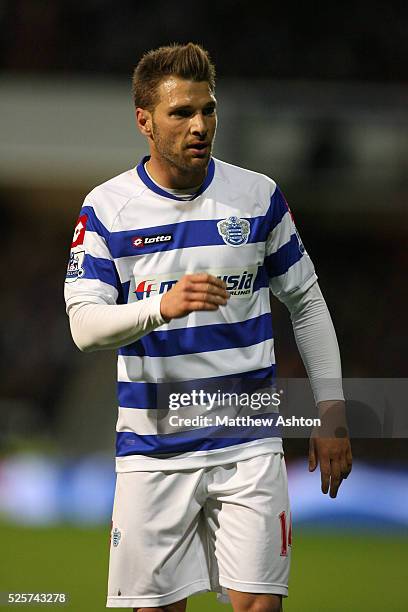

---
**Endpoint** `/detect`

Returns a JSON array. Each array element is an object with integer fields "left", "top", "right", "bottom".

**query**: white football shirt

[{"left": 65, "top": 157, "right": 317, "bottom": 471}]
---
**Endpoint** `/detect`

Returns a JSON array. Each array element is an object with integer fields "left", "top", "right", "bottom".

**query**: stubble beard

[{"left": 151, "top": 121, "right": 212, "bottom": 180}]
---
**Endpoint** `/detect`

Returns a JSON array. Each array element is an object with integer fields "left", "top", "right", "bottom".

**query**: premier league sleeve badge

[
  {"left": 65, "top": 250, "right": 85, "bottom": 283},
  {"left": 217, "top": 216, "right": 251, "bottom": 247}
]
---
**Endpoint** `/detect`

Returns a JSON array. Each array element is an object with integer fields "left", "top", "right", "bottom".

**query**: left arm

[
  {"left": 265, "top": 183, "right": 352, "bottom": 497},
  {"left": 278, "top": 281, "right": 352, "bottom": 498}
]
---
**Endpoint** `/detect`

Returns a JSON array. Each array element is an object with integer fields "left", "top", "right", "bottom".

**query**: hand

[
  {"left": 308, "top": 400, "right": 352, "bottom": 498},
  {"left": 309, "top": 436, "right": 352, "bottom": 498},
  {"left": 160, "top": 273, "right": 230, "bottom": 321}
]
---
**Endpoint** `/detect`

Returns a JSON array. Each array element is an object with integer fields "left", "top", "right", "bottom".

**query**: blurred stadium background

[{"left": 0, "top": 1, "right": 407, "bottom": 610}]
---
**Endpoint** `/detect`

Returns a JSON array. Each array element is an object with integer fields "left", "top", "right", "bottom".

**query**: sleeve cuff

[
  {"left": 143, "top": 293, "right": 167, "bottom": 327},
  {"left": 313, "top": 380, "right": 345, "bottom": 404}
]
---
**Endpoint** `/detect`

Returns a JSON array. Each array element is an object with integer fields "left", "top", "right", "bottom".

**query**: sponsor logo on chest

[{"left": 132, "top": 267, "right": 257, "bottom": 300}]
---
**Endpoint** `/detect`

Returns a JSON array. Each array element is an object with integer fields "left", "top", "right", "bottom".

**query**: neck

[{"left": 146, "top": 155, "right": 207, "bottom": 190}]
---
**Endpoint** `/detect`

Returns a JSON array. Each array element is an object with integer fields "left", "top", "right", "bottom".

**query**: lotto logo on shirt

[
  {"left": 132, "top": 234, "right": 173, "bottom": 248},
  {"left": 71, "top": 214, "right": 88, "bottom": 248},
  {"left": 133, "top": 267, "right": 257, "bottom": 301}
]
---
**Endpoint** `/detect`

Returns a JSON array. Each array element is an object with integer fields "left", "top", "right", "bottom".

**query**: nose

[{"left": 190, "top": 112, "right": 207, "bottom": 137}]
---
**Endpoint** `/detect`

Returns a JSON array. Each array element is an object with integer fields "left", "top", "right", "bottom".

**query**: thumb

[{"left": 308, "top": 438, "right": 317, "bottom": 472}]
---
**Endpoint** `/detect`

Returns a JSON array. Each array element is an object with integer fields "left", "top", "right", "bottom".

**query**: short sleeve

[
  {"left": 264, "top": 185, "right": 317, "bottom": 299},
  {"left": 64, "top": 203, "right": 121, "bottom": 311}
]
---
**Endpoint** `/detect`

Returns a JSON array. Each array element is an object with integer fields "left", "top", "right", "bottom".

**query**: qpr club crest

[{"left": 217, "top": 216, "right": 250, "bottom": 247}]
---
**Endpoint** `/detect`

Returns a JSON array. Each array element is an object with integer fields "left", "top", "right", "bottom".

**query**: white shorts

[{"left": 107, "top": 452, "right": 291, "bottom": 608}]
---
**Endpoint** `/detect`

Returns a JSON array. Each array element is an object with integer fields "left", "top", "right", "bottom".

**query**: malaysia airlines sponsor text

[{"left": 133, "top": 267, "right": 258, "bottom": 300}]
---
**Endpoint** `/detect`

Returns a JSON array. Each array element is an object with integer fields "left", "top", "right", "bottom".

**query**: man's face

[{"left": 149, "top": 77, "right": 217, "bottom": 176}]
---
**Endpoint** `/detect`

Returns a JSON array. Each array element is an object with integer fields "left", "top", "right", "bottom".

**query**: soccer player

[{"left": 65, "top": 43, "right": 352, "bottom": 612}]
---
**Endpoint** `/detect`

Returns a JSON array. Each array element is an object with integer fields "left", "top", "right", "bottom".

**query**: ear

[{"left": 136, "top": 107, "right": 153, "bottom": 137}]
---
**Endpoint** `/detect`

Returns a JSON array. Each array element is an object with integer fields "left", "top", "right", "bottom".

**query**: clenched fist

[{"left": 160, "top": 273, "right": 230, "bottom": 321}]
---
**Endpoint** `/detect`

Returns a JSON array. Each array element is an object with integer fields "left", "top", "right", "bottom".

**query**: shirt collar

[{"left": 136, "top": 156, "right": 215, "bottom": 201}]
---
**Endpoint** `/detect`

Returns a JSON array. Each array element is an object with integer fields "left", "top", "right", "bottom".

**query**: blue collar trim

[{"left": 136, "top": 156, "right": 215, "bottom": 201}]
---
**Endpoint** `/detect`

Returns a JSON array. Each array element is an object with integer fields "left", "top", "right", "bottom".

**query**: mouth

[{"left": 186, "top": 142, "right": 210, "bottom": 155}]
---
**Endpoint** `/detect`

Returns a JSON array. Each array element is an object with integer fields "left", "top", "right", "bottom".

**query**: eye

[
  {"left": 172, "top": 109, "right": 192, "bottom": 118},
  {"left": 204, "top": 106, "right": 216, "bottom": 116}
]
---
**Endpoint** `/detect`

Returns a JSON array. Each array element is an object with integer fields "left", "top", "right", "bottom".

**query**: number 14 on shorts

[{"left": 279, "top": 511, "right": 292, "bottom": 556}]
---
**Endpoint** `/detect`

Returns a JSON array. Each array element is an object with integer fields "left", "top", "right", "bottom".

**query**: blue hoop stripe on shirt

[
  {"left": 265, "top": 233, "right": 304, "bottom": 278},
  {"left": 117, "top": 364, "right": 277, "bottom": 409},
  {"left": 264, "top": 185, "right": 291, "bottom": 232},
  {"left": 107, "top": 203, "right": 288, "bottom": 260},
  {"left": 79, "top": 205, "right": 111, "bottom": 243},
  {"left": 118, "top": 280, "right": 130, "bottom": 305},
  {"left": 116, "top": 415, "right": 282, "bottom": 456},
  {"left": 82, "top": 254, "right": 121, "bottom": 290},
  {"left": 119, "top": 312, "right": 273, "bottom": 358},
  {"left": 107, "top": 216, "right": 266, "bottom": 259}
]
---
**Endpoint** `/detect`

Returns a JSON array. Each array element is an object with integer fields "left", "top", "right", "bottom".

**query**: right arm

[{"left": 68, "top": 273, "right": 229, "bottom": 352}]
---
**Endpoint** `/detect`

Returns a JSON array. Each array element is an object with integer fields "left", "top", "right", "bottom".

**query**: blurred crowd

[
  {"left": 0, "top": 195, "right": 75, "bottom": 442},
  {"left": 0, "top": 0, "right": 407, "bottom": 81}
]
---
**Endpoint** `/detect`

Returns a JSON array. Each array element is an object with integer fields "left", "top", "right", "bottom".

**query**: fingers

[
  {"left": 186, "top": 287, "right": 229, "bottom": 305},
  {"left": 340, "top": 458, "right": 349, "bottom": 478},
  {"left": 313, "top": 438, "right": 353, "bottom": 498},
  {"left": 340, "top": 455, "right": 351, "bottom": 479},
  {"left": 183, "top": 274, "right": 230, "bottom": 308},
  {"left": 188, "top": 294, "right": 228, "bottom": 307},
  {"left": 339, "top": 441, "right": 353, "bottom": 480},
  {"left": 346, "top": 445, "right": 353, "bottom": 472},
  {"left": 187, "top": 301, "right": 219, "bottom": 311},
  {"left": 308, "top": 438, "right": 317, "bottom": 472},
  {"left": 189, "top": 282, "right": 229, "bottom": 298},
  {"left": 320, "top": 457, "right": 331, "bottom": 495},
  {"left": 329, "top": 459, "right": 342, "bottom": 498},
  {"left": 320, "top": 457, "right": 342, "bottom": 498},
  {"left": 187, "top": 273, "right": 227, "bottom": 290},
  {"left": 160, "top": 274, "right": 231, "bottom": 320},
  {"left": 185, "top": 275, "right": 229, "bottom": 297}
]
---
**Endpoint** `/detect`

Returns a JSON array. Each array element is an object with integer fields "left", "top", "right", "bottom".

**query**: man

[{"left": 65, "top": 43, "right": 352, "bottom": 612}]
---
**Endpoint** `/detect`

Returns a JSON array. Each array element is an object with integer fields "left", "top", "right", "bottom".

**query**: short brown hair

[{"left": 132, "top": 42, "right": 216, "bottom": 110}]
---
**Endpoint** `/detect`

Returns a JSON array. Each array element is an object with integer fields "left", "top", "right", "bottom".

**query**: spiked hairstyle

[{"left": 132, "top": 42, "right": 216, "bottom": 110}]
